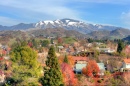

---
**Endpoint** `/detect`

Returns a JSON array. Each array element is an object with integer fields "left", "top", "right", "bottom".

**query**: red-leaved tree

[
  {"left": 61, "top": 63, "right": 78, "bottom": 85},
  {"left": 57, "top": 37, "right": 63, "bottom": 44},
  {"left": 28, "top": 42, "right": 33, "bottom": 48},
  {"left": 82, "top": 60, "right": 99, "bottom": 77}
]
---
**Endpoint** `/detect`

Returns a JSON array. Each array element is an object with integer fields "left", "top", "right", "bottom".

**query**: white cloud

[
  {"left": 75, "top": 0, "right": 130, "bottom": 5},
  {"left": 121, "top": 11, "right": 130, "bottom": 28},
  {"left": 0, "top": 0, "right": 130, "bottom": 26},
  {"left": 0, "top": 0, "right": 82, "bottom": 25},
  {"left": 0, "top": 16, "right": 26, "bottom": 26}
]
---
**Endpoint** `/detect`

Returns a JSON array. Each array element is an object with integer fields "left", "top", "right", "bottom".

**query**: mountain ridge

[
  {"left": 87, "top": 28, "right": 130, "bottom": 39},
  {"left": 0, "top": 18, "right": 126, "bottom": 34}
]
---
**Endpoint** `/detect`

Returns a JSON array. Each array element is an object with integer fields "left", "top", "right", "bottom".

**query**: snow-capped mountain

[
  {"left": 34, "top": 18, "right": 123, "bottom": 34},
  {"left": 0, "top": 18, "right": 124, "bottom": 34},
  {"left": 34, "top": 19, "right": 95, "bottom": 33}
]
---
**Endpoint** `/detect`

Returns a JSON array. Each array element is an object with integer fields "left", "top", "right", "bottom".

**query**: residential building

[
  {"left": 97, "top": 63, "right": 106, "bottom": 76},
  {"left": 74, "top": 63, "right": 87, "bottom": 74},
  {"left": 96, "top": 47, "right": 115, "bottom": 53},
  {"left": 57, "top": 46, "right": 64, "bottom": 52},
  {"left": 122, "top": 58, "right": 130, "bottom": 71},
  {"left": 73, "top": 56, "right": 88, "bottom": 74},
  {"left": 73, "top": 56, "right": 89, "bottom": 64}
]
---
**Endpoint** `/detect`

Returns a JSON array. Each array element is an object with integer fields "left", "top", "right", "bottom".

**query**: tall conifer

[
  {"left": 41, "top": 46, "right": 64, "bottom": 86},
  {"left": 63, "top": 54, "right": 69, "bottom": 64}
]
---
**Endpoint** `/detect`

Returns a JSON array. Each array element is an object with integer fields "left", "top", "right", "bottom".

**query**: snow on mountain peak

[
  {"left": 44, "top": 20, "right": 54, "bottom": 25},
  {"left": 54, "top": 19, "right": 61, "bottom": 24},
  {"left": 65, "top": 20, "right": 70, "bottom": 23},
  {"left": 33, "top": 18, "right": 119, "bottom": 33},
  {"left": 68, "top": 22, "right": 77, "bottom": 25},
  {"left": 39, "top": 21, "right": 44, "bottom": 25},
  {"left": 35, "top": 21, "right": 44, "bottom": 27}
]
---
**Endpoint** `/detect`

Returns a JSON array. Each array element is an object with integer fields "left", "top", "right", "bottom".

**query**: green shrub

[
  {"left": 76, "top": 74, "right": 82, "bottom": 81},
  {"left": 97, "top": 80, "right": 102, "bottom": 83},
  {"left": 104, "top": 71, "right": 111, "bottom": 76},
  {"left": 90, "top": 79, "right": 94, "bottom": 83}
]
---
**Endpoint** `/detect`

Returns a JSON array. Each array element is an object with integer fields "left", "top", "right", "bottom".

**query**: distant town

[{"left": 0, "top": 32, "right": 130, "bottom": 86}]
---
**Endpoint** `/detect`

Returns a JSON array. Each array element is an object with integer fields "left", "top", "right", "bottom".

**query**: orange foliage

[
  {"left": 58, "top": 55, "right": 75, "bottom": 67},
  {"left": 82, "top": 60, "right": 99, "bottom": 77},
  {"left": 28, "top": 42, "right": 33, "bottom": 47},
  {"left": 124, "top": 45, "right": 130, "bottom": 56},
  {"left": 122, "top": 72, "right": 130, "bottom": 85},
  {"left": 61, "top": 63, "right": 78, "bottom": 85},
  {"left": 58, "top": 56, "right": 63, "bottom": 65},
  {"left": 68, "top": 55, "right": 75, "bottom": 67}
]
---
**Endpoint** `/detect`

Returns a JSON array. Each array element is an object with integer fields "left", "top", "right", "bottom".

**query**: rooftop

[
  {"left": 75, "top": 63, "right": 87, "bottom": 70},
  {"left": 73, "top": 56, "right": 89, "bottom": 62},
  {"left": 97, "top": 63, "right": 105, "bottom": 70},
  {"left": 124, "top": 58, "right": 130, "bottom": 64}
]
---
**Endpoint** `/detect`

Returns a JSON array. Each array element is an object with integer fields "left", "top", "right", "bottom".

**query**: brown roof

[
  {"left": 124, "top": 59, "right": 130, "bottom": 64},
  {"left": 73, "top": 56, "right": 89, "bottom": 62}
]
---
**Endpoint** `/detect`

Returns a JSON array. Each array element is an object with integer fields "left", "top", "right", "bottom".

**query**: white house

[
  {"left": 96, "top": 47, "right": 115, "bottom": 53},
  {"left": 73, "top": 56, "right": 88, "bottom": 74},
  {"left": 97, "top": 63, "right": 105, "bottom": 76},
  {"left": 122, "top": 58, "right": 130, "bottom": 71},
  {"left": 57, "top": 46, "right": 64, "bottom": 52},
  {"left": 74, "top": 63, "right": 87, "bottom": 74}
]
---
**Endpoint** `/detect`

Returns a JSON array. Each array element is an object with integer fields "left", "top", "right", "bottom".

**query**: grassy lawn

[{"left": 63, "top": 37, "right": 77, "bottom": 44}]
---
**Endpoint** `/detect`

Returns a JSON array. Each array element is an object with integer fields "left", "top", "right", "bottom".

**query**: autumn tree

[
  {"left": 40, "top": 46, "right": 64, "bottom": 86},
  {"left": 68, "top": 56, "right": 75, "bottom": 67},
  {"left": 124, "top": 45, "right": 130, "bottom": 57},
  {"left": 10, "top": 42, "right": 42, "bottom": 85},
  {"left": 93, "top": 50, "right": 100, "bottom": 62},
  {"left": 80, "top": 39, "right": 87, "bottom": 51},
  {"left": 82, "top": 60, "right": 99, "bottom": 77},
  {"left": 61, "top": 63, "right": 77, "bottom": 86},
  {"left": 58, "top": 55, "right": 74, "bottom": 67},
  {"left": 57, "top": 37, "right": 63, "bottom": 45},
  {"left": 122, "top": 72, "right": 130, "bottom": 85}
]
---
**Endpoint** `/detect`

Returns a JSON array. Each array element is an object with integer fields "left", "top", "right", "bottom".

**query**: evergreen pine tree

[
  {"left": 63, "top": 54, "right": 69, "bottom": 64},
  {"left": 41, "top": 46, "right": 64, "bottom": 86},
  {"left": 117, "top": 40, "right": 124, "bottom": 54}
]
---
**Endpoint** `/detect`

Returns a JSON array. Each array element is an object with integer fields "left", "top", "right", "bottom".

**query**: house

[
  {"left": 66, "top": 46, "right": 75, "bottom": 54},
  {"left": 87, "top": 43, "right": 93, "bottom": 47},
  {"left": 73, "top": 56, "right": 89, "bottom": 74},
  {"left": 57, "top": 46, "right": 64, "bottom": 52},
  {"left": 97, "top": 63, "right": 105, "bottom": 76},
  {"left": 96, "top": 47, "right": 115, "bottom": 53},
  {"left": 122, "top": 58, "right": 130, "bottom": 71},
  {"left": 0, "top": 70, "right": 5, "bottom": 83},
  {"left": 105, "top": 49, "right": 115, "bottom": 53},
  {"left": 47, "top": 36, "right": 55, "bottom": 39},
  {"left": 76, "top": 51, "right": 94, "bottom": 57},
  {"left": 96, "top": 42, "right": 104, "bottom": 46},
  {"left": 74, "top": 63, "right": 87, "bottom": 74}
]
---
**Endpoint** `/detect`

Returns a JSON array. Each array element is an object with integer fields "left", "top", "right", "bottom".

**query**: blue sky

[{"left": 0, "top": 0, "right": 130, "bottom": 28}]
